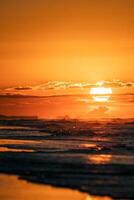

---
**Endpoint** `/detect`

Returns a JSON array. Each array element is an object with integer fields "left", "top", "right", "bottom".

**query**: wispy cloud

[
  {"left": 0, "top": 80, "right": 134, "bottom": 96},
  {"left": 32, "top": 81, "right": 94, "bottom": 90},
  {"left": 1, "top": 81, "right": 94, "bottom": 92},
  {"left": 12, "top": 80, "right": 134, "bottom": 91},
  {"left": 102, "top": 80, "right": 134, "bottom": 88}
]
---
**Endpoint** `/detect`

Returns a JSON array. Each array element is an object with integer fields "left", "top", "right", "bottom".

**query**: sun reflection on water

[
  {"left": 88, "top": 154, "right": 112, "bottom": 164},
  {"left": 80, "top": 143, "right": 97, "bottom": 148},
  {"left": 86, "top": 195, "right": 113, "bottom": 200}
]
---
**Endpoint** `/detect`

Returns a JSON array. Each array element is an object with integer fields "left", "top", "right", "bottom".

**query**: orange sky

[{"left": 0, "top": 0, "right": 134, "bottom": 87}]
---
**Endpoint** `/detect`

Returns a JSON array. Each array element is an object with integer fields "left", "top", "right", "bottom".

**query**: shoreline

[{"left": 0, "top": 173, "right": 112, "bottom": 200}]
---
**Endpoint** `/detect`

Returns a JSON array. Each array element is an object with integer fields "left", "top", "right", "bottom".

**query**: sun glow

[
  {"left": 88, "top": 154, "right": 112, "bottom": 164},
  {"left": 90, "top": 87, "right": 112, "bottom": 102},
  {"left": 90, "top": 87, "right": 112, "bottom": 95},
  {"left": 92, "top": 96, "right": 110, "bottom": 102}
]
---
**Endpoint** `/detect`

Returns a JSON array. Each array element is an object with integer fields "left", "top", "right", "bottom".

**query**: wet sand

[{"left": 0, "top": 174, "right": 112, "bottom": 200}]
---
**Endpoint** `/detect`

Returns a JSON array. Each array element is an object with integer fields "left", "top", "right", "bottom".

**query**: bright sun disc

[
  {"left": 90, "top": 87, "right": 112, "bottom": 102},
  {"left": 90, "top": 87, "right": 112, "bottom": 95}
]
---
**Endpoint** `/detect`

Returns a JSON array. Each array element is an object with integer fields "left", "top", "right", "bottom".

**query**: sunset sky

[
  {"left": 0, "top": 0, "right": 134, "bottom": 118},
  {"left": 0, "top": 3, "right": 134, "bottom": 200},
  {"left": 0, "top": 0, "right": 134, "bottom": 88}
]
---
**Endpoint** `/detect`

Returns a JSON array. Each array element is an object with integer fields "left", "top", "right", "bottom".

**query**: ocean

[{"left": 0, "top": 117, "right": 134, "bottom": 199}]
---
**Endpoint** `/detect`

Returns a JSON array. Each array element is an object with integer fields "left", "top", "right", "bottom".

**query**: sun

[
  {"left": 90, "top": 87, "right": 112, "bottom": 102},
  {"left": 90, "top": 87, "right": 112, "bottom": 95}
]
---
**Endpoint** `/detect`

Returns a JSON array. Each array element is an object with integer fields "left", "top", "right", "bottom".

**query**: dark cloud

[
  {"left": 125, "top": 82, "right": 134, "bottom": 87},
  {"left": 14, "top": 86, "right": 32, "bottom": 91},
  {"left": 0, "top": 93, "right": 27, "bottom": 97}
]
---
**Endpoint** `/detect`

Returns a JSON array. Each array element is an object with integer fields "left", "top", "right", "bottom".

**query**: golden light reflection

[
  {"left": 80, "top": 143, "right": 97, "bottom": 148},
  {"left": 0, "top": 174, "right": 113, "bottom": 200},
  {"left": 0, "top": 139, "right": 41, "bottom": 145},
  {"left": 0, "top": 139, "right": 40, "bottom": 152},
  {"left": 92, "top": 96, "right": 110, "bottom": 102},
  {"left": 86, "top": 196, "right": 112, "bottom": 200},
  {"left": 88, "top": 155, "right": 112, "bottom": 164},
  {"left": 0, "top": 147, "right": 34, "bottom": 152}
]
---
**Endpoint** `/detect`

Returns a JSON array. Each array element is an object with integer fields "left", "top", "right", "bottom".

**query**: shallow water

[{"left": 0, "top": 118, "right": 134, "bottom": 199}]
